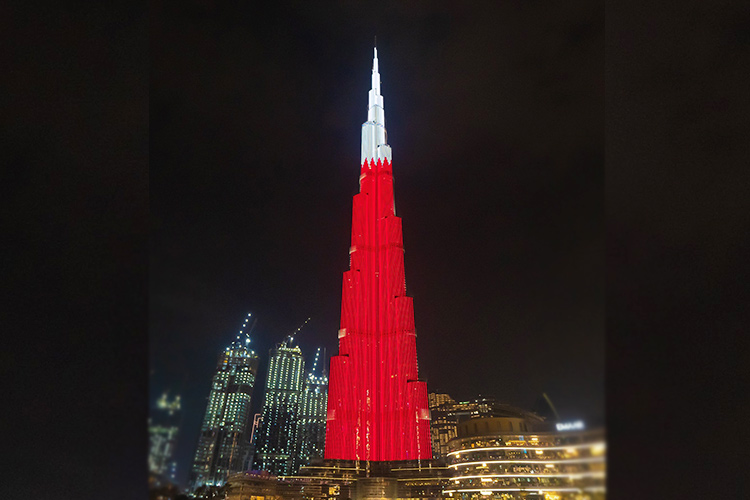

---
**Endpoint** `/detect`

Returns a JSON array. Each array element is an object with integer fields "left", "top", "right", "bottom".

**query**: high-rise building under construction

[{"left": 189, "top": 314, "right": 259, "bottom": 490}]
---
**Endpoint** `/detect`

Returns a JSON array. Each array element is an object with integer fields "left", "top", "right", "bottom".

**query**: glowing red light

[{"left": 325, "top": 157, "right": 432, "bottom": 461}]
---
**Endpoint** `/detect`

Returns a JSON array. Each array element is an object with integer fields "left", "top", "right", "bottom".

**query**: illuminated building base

[{"left": 296, "top": 459, "right": 452, "bottom": 500}]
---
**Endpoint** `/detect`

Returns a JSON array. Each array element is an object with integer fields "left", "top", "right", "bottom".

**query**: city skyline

[{"left": 151, "top": 4, "right": 603, "bottom": 489}]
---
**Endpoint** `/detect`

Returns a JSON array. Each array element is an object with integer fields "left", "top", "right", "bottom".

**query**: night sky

[{"left": 151, "top": 1, "right": 603, "bottom": 487}]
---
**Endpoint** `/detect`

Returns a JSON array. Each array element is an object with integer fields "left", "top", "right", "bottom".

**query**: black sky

[{"left": 150, "top": 1, "right": 603, "bottom": 487}]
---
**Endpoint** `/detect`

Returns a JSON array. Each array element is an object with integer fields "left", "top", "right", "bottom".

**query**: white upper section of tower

[{"left": 361, "top": 47, "right": 392, "bottom": 165}]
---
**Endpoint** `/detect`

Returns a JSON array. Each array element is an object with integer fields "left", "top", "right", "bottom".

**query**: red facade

[{"left": 324, "top": 156, "right": 432, "bottom": 461}]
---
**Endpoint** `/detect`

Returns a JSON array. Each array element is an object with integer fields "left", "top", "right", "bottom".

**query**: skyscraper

[
  {"left": 148, "top": 392, "right": 182, "bottom": 484},
  {"left": 295, "top": 347, "right": 328, "bottom": 471},
  {"left": 255, "top": 333, "right": 305, "bottom": 476},
  {"left": 428, "top": 392, "right": 456, "bottom": 460},
  {"left": 190, "top": 313, "right": 259, "bottom": 490},
  {"left": 325, "top": 47, "right": 432, "bottom": 462}
]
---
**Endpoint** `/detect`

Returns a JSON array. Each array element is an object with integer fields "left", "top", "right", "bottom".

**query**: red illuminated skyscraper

[{"left": 325, "top": 48, "right": 432, "bottom": 461}]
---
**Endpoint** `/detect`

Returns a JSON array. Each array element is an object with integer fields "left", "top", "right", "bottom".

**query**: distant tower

[
  {"left": 429, "top": 392, "right": 455, "bottom": 409},
  {"left": 324, "top": 46, "right": 432, "bottom": 461},
  {"left": 189, "top": 313, "right": 259, "bottom": 490},
  {"left": 295, "top": 347, "right": 329, "bottom": 470},
  {"left": 255, "top": 322, "right": 307, "bottom": 476},
  {"left": 427, "top": 392, "right": 457, "bottom": 460},
  {"left": 148, "top": 392, "right": 182, "bottom": 484}
]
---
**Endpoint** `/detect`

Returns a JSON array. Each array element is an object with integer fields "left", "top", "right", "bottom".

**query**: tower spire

[{"left": 361, "top": 45, "right": 390, "bottom": 165}]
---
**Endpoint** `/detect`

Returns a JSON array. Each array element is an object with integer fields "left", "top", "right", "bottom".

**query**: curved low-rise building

[{"left": 445, "top": 413, "right": 605, "bottom": 500}]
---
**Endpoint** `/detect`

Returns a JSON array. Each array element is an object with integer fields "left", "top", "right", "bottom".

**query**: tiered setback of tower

[{"left": 324, "top": 48, "right": 432, "bottom": 462}]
